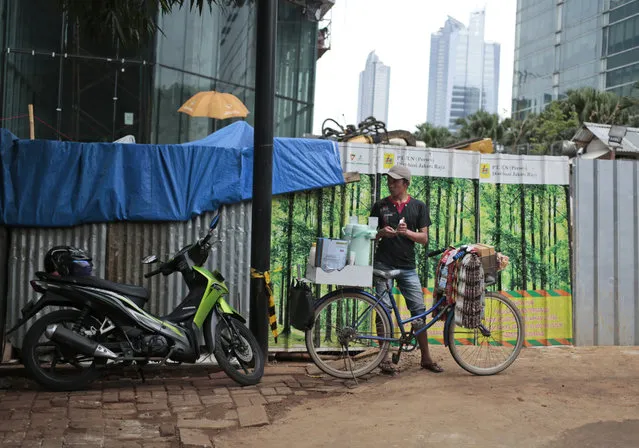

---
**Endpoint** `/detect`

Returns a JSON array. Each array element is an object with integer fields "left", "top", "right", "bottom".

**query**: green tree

[
  {"left": 558, "top": 87, "right": 638, "bottom": 125},
  {"left": 501, "top": 115, "right": 537, "bottom": 150},
  {"left": 414, "top": 123, "right": 455, "bottom": 147},
  {"left": 501, "top": 87, "right": 639, "bottom": 155},
  {"left": 455, "top": 111, "right": 504, "bottom": 142},
  {"left": 61, "top": 0, "right": 249, "bottom": 46},
  {"left": 528, "top": 102, "right": 580, "bottom": 155}
]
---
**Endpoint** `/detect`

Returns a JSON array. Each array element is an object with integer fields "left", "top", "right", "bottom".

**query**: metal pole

[
  {"left": 112, "top": 39, "right": 120, "bottom": 142},
  {"left": 250, "top": 0, "right": 277, "bottom": 356},
  {"left": 0, "top": 6, "right": 7, "bottom": 116},
  {"left": 56, "top": 12, "right": 67, "bottom": 138},
  {"left": 474, "top": 179, "right": 480, "bottom": 242}
]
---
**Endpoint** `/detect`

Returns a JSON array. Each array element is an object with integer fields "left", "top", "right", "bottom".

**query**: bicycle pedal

[{"left": 391, "top": 353, "right": 400, "bottom": 364}]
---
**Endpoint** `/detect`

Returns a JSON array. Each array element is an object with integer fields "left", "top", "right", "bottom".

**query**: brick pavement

[{"left": 0, "top": 362, "right": 378, "bottom": 447}]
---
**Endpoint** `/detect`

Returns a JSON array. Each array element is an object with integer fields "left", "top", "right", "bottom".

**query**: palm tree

[
  {"left": 454, "top": 111, "right": 504, "bottom": 142},
  {"left": 617, "top": 82, "right": 639, "bottom": 126},
  {"left": 414, "top": 123, "right": 455, "bottom": 148},
  {"left": 501, "top": 115, "right": 537, "bottom": 153},
  {"left": 559, "top": 87, "right": 634, "bottom": 125},
  {"left": 61, "top": 0, "right": 249, "bottom": 46},
  {"left": 528, "top": 102, "right": 580, "bottom": 155},
  {"left": 500, "top": 86, "right": 639, "bottom": 155}
]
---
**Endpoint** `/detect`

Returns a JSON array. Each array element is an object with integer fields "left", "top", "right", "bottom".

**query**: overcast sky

[{"left": 311, "top": 0, "right": 517, "bottom": 134}]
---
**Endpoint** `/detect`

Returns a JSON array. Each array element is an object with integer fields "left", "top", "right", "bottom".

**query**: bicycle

[{"left": 305, "top": 246, "right": 524, "bottom": 379}]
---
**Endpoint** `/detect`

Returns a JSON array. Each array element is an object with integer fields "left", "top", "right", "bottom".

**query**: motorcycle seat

[{"left": 36, "top": 272, "right": 149, "bottom": 303}]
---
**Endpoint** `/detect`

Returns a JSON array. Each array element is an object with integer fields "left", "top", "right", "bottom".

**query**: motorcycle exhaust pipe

[{"left": 45, "top": 324, "right": 119, "bottom": 360}]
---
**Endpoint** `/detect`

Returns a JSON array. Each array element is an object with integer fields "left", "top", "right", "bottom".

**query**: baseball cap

[{"left": 386, "top": 165, "right": 411, "bottom": 182}]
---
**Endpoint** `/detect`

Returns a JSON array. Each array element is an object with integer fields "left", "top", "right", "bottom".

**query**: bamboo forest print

[{"left": 267, "top": 171, "right": 572, "bottom": 350}]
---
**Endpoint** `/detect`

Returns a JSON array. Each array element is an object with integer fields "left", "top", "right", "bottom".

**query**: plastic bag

[{"left": 289, "top": 279, "right": 316, "bottom": 331}]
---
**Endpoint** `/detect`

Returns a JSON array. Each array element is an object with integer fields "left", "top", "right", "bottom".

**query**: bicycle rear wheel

[
  {"left": 447, "top": 291, "right": 524, "bottom": 375},
  {"left": 305, "top": 291, "right": 392, "bottom": 379}
]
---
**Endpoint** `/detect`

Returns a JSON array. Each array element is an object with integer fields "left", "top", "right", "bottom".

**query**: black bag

[{"left": 289, "top": 279, "right": 316, "bottom": 331}]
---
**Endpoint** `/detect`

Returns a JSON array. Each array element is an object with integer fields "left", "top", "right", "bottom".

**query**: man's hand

[
  {"left": 378, "top": 226, "right": 397, "bottom": 239},
  {"left": 397, "top": 224, "right": 429, "bottom": 246}
]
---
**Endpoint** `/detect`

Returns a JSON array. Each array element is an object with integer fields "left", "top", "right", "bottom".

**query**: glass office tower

[
  {"left": 0, "top": 0, "right": 323, "bottom": 143},
  {"left": 513, "top": 0, "right": 639, "bottom": 119}
]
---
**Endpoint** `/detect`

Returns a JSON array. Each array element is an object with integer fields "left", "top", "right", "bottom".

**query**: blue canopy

[{"left": 0, "top": 125, "right": 343, "bottom": 227}]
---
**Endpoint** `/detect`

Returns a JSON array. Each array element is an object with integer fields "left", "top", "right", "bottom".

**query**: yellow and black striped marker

[{"left": 250, "top": 268, "right": 279, "bottom": 343}]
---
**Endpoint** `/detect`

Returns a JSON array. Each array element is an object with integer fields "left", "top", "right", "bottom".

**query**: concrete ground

[
  {"left": 217, "top": 345, "right": 639, "bottom": 448},
  {"left": 1, "top": 346, "right": 638, "bottom": 447}
]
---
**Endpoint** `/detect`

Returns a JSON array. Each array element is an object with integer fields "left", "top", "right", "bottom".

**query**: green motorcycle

[{"left": 8, "top": 208, "right": 264, "bottom": 391}]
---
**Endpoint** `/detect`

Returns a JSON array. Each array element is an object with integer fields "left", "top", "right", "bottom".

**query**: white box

[
  {"left": 316, "top": 238, "right": 349, "bottom": 270},
  {"left": 305, "top": 263, "right": 373, "bottom": 287}
]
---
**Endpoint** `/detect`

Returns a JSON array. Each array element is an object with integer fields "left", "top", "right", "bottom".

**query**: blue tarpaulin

[
  {"left": 181, "top": 120, "right": 255, "bottom": 149},
  {"left": 0, "top": 123, "right": 343, "bottom": 227}
]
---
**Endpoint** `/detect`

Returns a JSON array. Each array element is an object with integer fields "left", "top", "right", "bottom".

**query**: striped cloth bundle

[{"left": 453, "top": 252, "right": 485, "bottom": 329}]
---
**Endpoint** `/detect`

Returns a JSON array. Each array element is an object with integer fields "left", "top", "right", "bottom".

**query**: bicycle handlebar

[{"left": 427, "top": 248, "right": 446, "bottom": 258}]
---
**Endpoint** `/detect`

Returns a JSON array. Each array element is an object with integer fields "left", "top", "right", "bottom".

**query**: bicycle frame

[
  {"left": 369, "top": 283, "right": 491, "bottom": 346},
  {"left": 373, "top": 289, "right": 452, "bottom": 340},
  {"left": 319, "top": 283, "right": 456, "bottom": 347}
]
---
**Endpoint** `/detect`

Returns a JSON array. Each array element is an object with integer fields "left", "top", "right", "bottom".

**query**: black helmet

[{"left": 44, "top": 246, "right": 93, "bottom": 277}]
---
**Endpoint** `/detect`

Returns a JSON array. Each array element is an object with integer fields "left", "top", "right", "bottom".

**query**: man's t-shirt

[{"left": 370, "top": 196, "right": 431, "bottom": 269}]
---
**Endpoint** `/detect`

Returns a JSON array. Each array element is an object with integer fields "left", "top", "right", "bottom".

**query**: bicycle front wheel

[
  {"left": 447, "top": 291, "right": 524, "bottom": 375},
  {"left": 305, "top": 291, "right": 392, "bottom": 379}
]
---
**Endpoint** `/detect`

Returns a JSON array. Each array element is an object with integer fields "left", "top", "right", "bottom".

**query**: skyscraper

[
  {"left": 427, "top": 10, "right": 501, "bottom": 131},
  {"left": 357, "top": 51, "right": 391, "bottom": 124},
  {"left": 512, "top": 0, "right": 639, "bottom": 119}
]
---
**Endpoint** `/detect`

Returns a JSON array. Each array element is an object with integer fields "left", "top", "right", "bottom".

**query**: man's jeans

[{"left": 374, "top": 261, "right": 427, "bottom": 329}]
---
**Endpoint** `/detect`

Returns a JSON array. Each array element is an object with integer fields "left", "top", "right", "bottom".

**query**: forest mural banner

[{"left": 268, "top": 144, "right": 573, "bottom": 351}]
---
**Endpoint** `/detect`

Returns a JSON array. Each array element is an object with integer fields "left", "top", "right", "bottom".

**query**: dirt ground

[{"left": 216, "top": 345, "right": 639, "bottom": 448}]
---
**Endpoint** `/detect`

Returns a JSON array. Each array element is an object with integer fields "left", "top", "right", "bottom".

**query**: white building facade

[{"left": 357, "top": 51, "right": 391, "bottom": 124}]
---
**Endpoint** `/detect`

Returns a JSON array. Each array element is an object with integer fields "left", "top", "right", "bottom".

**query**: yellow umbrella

[{"left": 177, "top": 91, "right": 249, "bottom": 119}]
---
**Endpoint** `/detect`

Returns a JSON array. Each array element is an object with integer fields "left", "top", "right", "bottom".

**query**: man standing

[{"left": 370, "top": 164, "right": 443, "bottom": 374}]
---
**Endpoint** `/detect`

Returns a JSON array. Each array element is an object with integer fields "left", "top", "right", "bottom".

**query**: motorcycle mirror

[{"left": 141, "top": 255, "right": 158, "bottom": 264}]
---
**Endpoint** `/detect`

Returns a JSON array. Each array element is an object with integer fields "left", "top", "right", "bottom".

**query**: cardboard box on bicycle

[
  {"left": 470, "top": 243, "right": 498, "bottom": 279},
  {"left": 305, "top": 263, "right": 373, "bottom": 287}
]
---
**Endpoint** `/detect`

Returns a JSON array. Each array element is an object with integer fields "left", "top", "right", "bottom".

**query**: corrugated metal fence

[
  {"left": 573, "top": 158, "right": 639, "bottom": 345},
  {"left": 5, "top": 224, "right": 108, "bottom": 347},
  {"left": 105, "top": 203, "right": 252, "bottom": 318},
  {"left": 3, "top": 202, "right": 252, "bottom": 349}
]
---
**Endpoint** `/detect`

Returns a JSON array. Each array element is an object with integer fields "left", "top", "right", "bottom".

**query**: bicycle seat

[{"left": 373, "top": 269, "right": 402, "bottom": 280}]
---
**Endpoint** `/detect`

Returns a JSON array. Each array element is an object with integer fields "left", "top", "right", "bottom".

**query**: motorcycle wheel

[
  {"left": 213, "top": 316, "right": 264, "bottom": 386},
  {"left": 22, "top": 309, "right": 103, "bottom": 391}
]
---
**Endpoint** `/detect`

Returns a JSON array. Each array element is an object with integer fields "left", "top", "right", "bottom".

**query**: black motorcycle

[{"left": 7, "top": 209, "right": 264, "bottom": 391}]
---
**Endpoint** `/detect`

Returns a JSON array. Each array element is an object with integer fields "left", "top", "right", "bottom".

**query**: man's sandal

[
  {"left": 379, "top": 360, "right": 399, "bottom": 375},
  {"left": 420, "top": 362, "right": 444, "bottom": 373}
]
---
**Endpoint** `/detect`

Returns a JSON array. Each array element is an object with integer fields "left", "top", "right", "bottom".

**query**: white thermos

[{"left": 308, "top": 242, "right": 317, "bottom": 267}]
